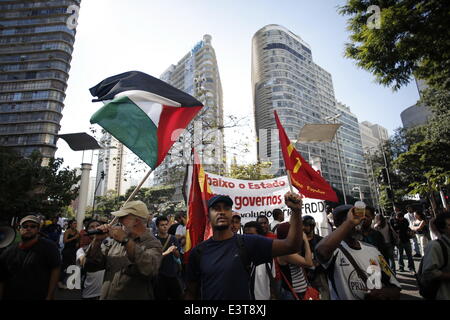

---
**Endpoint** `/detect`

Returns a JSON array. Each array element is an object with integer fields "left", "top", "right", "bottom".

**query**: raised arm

[
  {"left": 316, "top": 207, "right": 364, "bottom": 263},
  {"left": 272, "top": 192, "right": 303, "bottom": 257}
]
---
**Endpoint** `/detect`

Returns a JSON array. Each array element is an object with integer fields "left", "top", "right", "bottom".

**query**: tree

[
  {"left": 339, "top": 0, "right": 450, "bottom": 90},
  {"left": 227, "top": 162, "right": 275, "bottom": 180},
  {"left": 0, "top": 147, "right": 80, "bottom": 221}
]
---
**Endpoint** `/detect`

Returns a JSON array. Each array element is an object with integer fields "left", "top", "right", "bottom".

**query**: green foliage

[
  {"left": 227, "top": 162, "right": 275, "bottom": 180},
  {"left": 0, "top": 147, "right": 80, "bottom": 220},
  {"left": 340, "top": 0, "right": 450, "bottom": 90},
  {"left": 90, "top": 185, "right": 186, "bottom": 218}
]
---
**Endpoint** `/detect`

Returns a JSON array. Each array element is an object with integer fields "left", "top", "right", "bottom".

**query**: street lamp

[
  {"left": 352, "top": 186, "right": 364, "bottom": 201},
  {"left": 324, "top": 114, "right": 347, "bottom": 204}
]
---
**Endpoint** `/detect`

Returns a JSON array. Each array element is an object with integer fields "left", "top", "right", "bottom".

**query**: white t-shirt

[
  {"left": 322, "top": 241, "right": 401, "bottom": 300},
  {"left": 270, "top": 221, "right": 281, "bottom": 233},
  {"left": 405, "top": 213, "right": 416, "bottom": 228},
  {"left": 254, "top": 260, "right": 276, "bottom": 300},
  {"left": 175, "top": 225, "right": 186, "bottom": 253},
  {"left": 76, "top": 248, "right": 105, "bottom": 299}
]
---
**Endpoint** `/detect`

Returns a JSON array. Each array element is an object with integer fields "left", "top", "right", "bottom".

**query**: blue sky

[{"left": 56, "top": 0, "right": 419, "bottom": 173}]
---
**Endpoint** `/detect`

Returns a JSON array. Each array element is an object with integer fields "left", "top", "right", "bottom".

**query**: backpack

[
  {"left": 415, "top": 239, "right": 448, "bottom": 300},
  {"left": 195, "top": 235, "right": 255, "bottom": 299}
]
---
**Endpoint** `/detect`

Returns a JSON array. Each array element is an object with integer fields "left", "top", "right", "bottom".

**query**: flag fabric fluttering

[
  {"left": 274, "top": 111, "right": 338, "bottom": 202},
  {"left": 90, "top": 71, "right": 203, "bottom": 169},
  {"left": 183, "top": 150, "right": 214, "bottom": 264}
]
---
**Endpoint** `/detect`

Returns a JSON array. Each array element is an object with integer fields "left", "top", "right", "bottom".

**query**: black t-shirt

[
  {"left": 390, "top": 218, "right": 411, "bottom": 243},
  {"left": 0, "top": 238, "right": 61, "bottom": 300},
  {"left": 156, "top": 235, "right": 181, "bottom": 277},
  {"left": 168, "top": 223, "right": 180, "bottom": 236},
  {"left": 186, "top": 234, "right": 273, "bottom": 300}
]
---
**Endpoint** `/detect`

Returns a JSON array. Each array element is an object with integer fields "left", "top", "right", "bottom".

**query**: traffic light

[{"left": 379, "top": 168, "right": 389, "bottom": 184}]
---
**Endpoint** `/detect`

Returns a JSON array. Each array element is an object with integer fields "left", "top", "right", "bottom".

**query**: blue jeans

[
  {"left": 397, "top": 241, "right": 415, "bottom": 270},
  {"left": 410, "top": 236, "right": 420, "bottom": 255},
  {"left": 385, "top": 243, "right": 396, "bottom": 272}
]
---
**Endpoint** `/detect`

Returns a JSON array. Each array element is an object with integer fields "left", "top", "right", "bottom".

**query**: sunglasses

[{"left": 20, "top": 224, "right": 38, "bottom": 229}]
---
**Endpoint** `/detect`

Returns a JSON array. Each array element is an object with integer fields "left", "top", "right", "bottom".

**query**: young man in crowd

[
  {"left": 256, "top": 215, "right": 277, "bottom": 239},
  {"left": 231, "top": 213, "right": 243, "bottom": 234},
  {"left": 0, "top": 215, "right": 61, "bottom": 300},
  {"left": 154, "top": 216, "right": 183, "bottom": 300},
  {"left": 405, "top": 206, "right": 421, "bottom": 257},
  {"left": 270, "top": 209, "right": 284, "bottom": 233},
  {"left": 316, "top": 205, "right": 401, "bottom": 300},
  {"left": 360, "top": 206, "right": 388, "bottom": 261},
  {"left": 391, "top": 211, "right": 416, "bottom": 272},
  {"left": 421, "top": 212, "right": 450, "bottom": 300},
  {"left": 185, "top": 192, "right": 304, "bottom": 300},
  {"left": 302, "top": 215, "right": 330, "bottom": 300}
]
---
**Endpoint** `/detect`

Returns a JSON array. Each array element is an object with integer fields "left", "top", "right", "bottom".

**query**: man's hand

[
  {"left": 284, "top": 192, "right": 303, "bottom": 212},
  {"left": 346, "top": 207, "right": 365, "bottom": 227},
  {"left": 163, "top": 245, "right": 177, "bottom": 256},
  {"left": 93, "top": 224, "right": 109, "bottom": 242},
  {"left": 109, "top": 226, "right": 128, "bottom": 243}
]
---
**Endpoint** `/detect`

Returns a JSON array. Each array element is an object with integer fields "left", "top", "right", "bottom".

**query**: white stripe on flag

[{"left": 114, "top": 90, "right": 181, "bottom": 127}]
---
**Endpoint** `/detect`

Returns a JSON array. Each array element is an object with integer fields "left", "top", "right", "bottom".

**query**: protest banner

[{"left": 206, "top": 172, "right": 332, "bottom": 236}]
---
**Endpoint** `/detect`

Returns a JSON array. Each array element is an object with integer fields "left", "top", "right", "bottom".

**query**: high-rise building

[
  {"left": 154, "top": 35, "right": 225, "bottom": 197},
  {"left": 359, "top": 121, "right": 388, "bottom": 150},
  {"left": 359, "top": 120, "right": 389, "bottom": 208},
  {"left": 401, "top": 78, "right": 432, "bottom": 129},
  {"left": 94, "top": 133, "right": 128, "bottom": 197},
  {"left": 335, "top": 102, "right": 371, "bottom": 201},
  {"left": 0, "top": 0, "right": 81, "bottom": 159},
  {"left": 252, "top": 24, "right": 370, "bottom": 201}
]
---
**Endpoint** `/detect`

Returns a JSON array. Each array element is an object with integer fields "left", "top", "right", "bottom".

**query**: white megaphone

[{"left": 0, "top": 226, "right": 16, "bottom": 249}]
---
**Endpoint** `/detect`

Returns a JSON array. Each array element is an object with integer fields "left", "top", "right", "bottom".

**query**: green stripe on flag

[{"left": 90, "top": 96, "right": 158, "bottom": 168}]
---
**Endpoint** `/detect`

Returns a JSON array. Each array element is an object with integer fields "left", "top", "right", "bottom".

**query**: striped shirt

[{"left": 281, "top": 263, "right": 308, "bottom": 295}]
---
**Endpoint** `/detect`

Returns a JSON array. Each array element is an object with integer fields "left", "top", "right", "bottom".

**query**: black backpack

[{"left": 415, "top": 239, "right": 448, "bottom": 300}]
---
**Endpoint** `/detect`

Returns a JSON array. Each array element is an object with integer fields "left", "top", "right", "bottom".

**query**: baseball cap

[
  {"left": 332, "top": 205, "right": 353, "bottom": 221},
  {"left": 207, "top": 195, "right": 233, "bottom": 209},
  {"left": 20, "top": 215, "right": 41, "bottom": 226},
  {"left": 111, "top": 201, "right": 150, "bottom": 219}
]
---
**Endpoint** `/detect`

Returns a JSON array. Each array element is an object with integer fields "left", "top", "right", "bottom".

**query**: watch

[{"left": 121, "top": 237, "right": 130, "bottom": 245}]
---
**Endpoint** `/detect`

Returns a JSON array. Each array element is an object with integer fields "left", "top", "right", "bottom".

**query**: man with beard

[
  {"left": 86, "top": 201, "right": 163, "bottom": 300},
  {"left": 316, "top": 205, "right": 401, "bottom": 300},
  {"left": 0, "top": 215, "right": 61, "bottom": 300},
  {"left": 185, "top": 192, "right": 304, "bottom": 300}
]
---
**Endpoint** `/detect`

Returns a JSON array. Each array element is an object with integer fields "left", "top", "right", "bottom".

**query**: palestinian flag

[{"left": 89, "top": 71, "right": 203, "bottom": 169}]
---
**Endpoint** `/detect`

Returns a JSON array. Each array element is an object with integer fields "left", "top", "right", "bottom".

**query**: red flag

[
  {"left": 274, "top": 111, "right": 338, "bottom": 202},
  {"left": 183, "top": 150, "right": 213, "bottom": 264}
]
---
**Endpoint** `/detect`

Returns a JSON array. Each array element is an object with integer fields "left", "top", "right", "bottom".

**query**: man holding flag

[{"left": 88, "top": 71, "right": 204, "bottom": 299}]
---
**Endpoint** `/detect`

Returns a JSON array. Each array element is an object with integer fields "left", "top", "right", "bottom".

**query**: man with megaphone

[{"left": 0, "top": 215, "right": 61, "bottom": 300}]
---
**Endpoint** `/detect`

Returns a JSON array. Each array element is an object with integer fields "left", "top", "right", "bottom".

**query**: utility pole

[
  {"left": 325, "top": 114, "right": 347, "bottom": 204},
  {"left": 381, "top": 145, "right": 396, "bottom": 211}
]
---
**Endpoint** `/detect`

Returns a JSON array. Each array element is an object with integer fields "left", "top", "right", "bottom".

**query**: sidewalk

[{"left": 396, "top": 256, "right": 423, "bottom": 300}]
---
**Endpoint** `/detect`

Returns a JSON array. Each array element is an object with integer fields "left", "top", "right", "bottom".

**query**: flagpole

[
  {"left": 287, "top": 170, "right": 294, "bottom": 193},
  {"left": 123, "top": 168, "right": 153, "bottom": 206}
]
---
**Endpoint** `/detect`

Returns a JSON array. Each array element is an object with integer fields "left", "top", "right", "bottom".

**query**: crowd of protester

[{"left": 0, "top": 196, "right": 449, "bottom": 300}]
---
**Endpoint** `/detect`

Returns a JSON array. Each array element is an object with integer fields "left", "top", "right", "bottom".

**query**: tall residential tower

[
  {"left": 252, "top": 24, "right": 370, "bottom": 201},
  {"left": 0, "top": 0, "right": 81, "bottom": 158}
]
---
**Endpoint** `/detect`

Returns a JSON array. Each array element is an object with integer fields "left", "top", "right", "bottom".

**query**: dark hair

[
  {"left": 435, "top": 212, "right": 450, "bottom": 234},
  {"left": 232, "top": 214, "right": 241, "bottom": 221},
  {"left": 302, "top": 215, "right": 316, "bottom": 226},
  {"left": 155, "top": 216, "right": 169, "bottom": 227},
  {"left": 366, "top": 206, "right": 375, "bottom": 217},
  {"left": 256, "top": 215, "right": 269, "bottom": 223},
  {"left": 86, "top": 220, "right": 100, "bottom": 230},
  {"left": 415, "top": 211, "right": 427, "bottom": 221},
  {"left": 273, "top": 209, "right": 283, "bottom": 220},
  {"left": 68, "top": 220, "right": 76, "bottom": 227},
  {"left": 276, "top": 222, "right": 290, "bottom": 239},
  {"left": 243, "top": 221, "right": 263, "bottom": 235}
]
